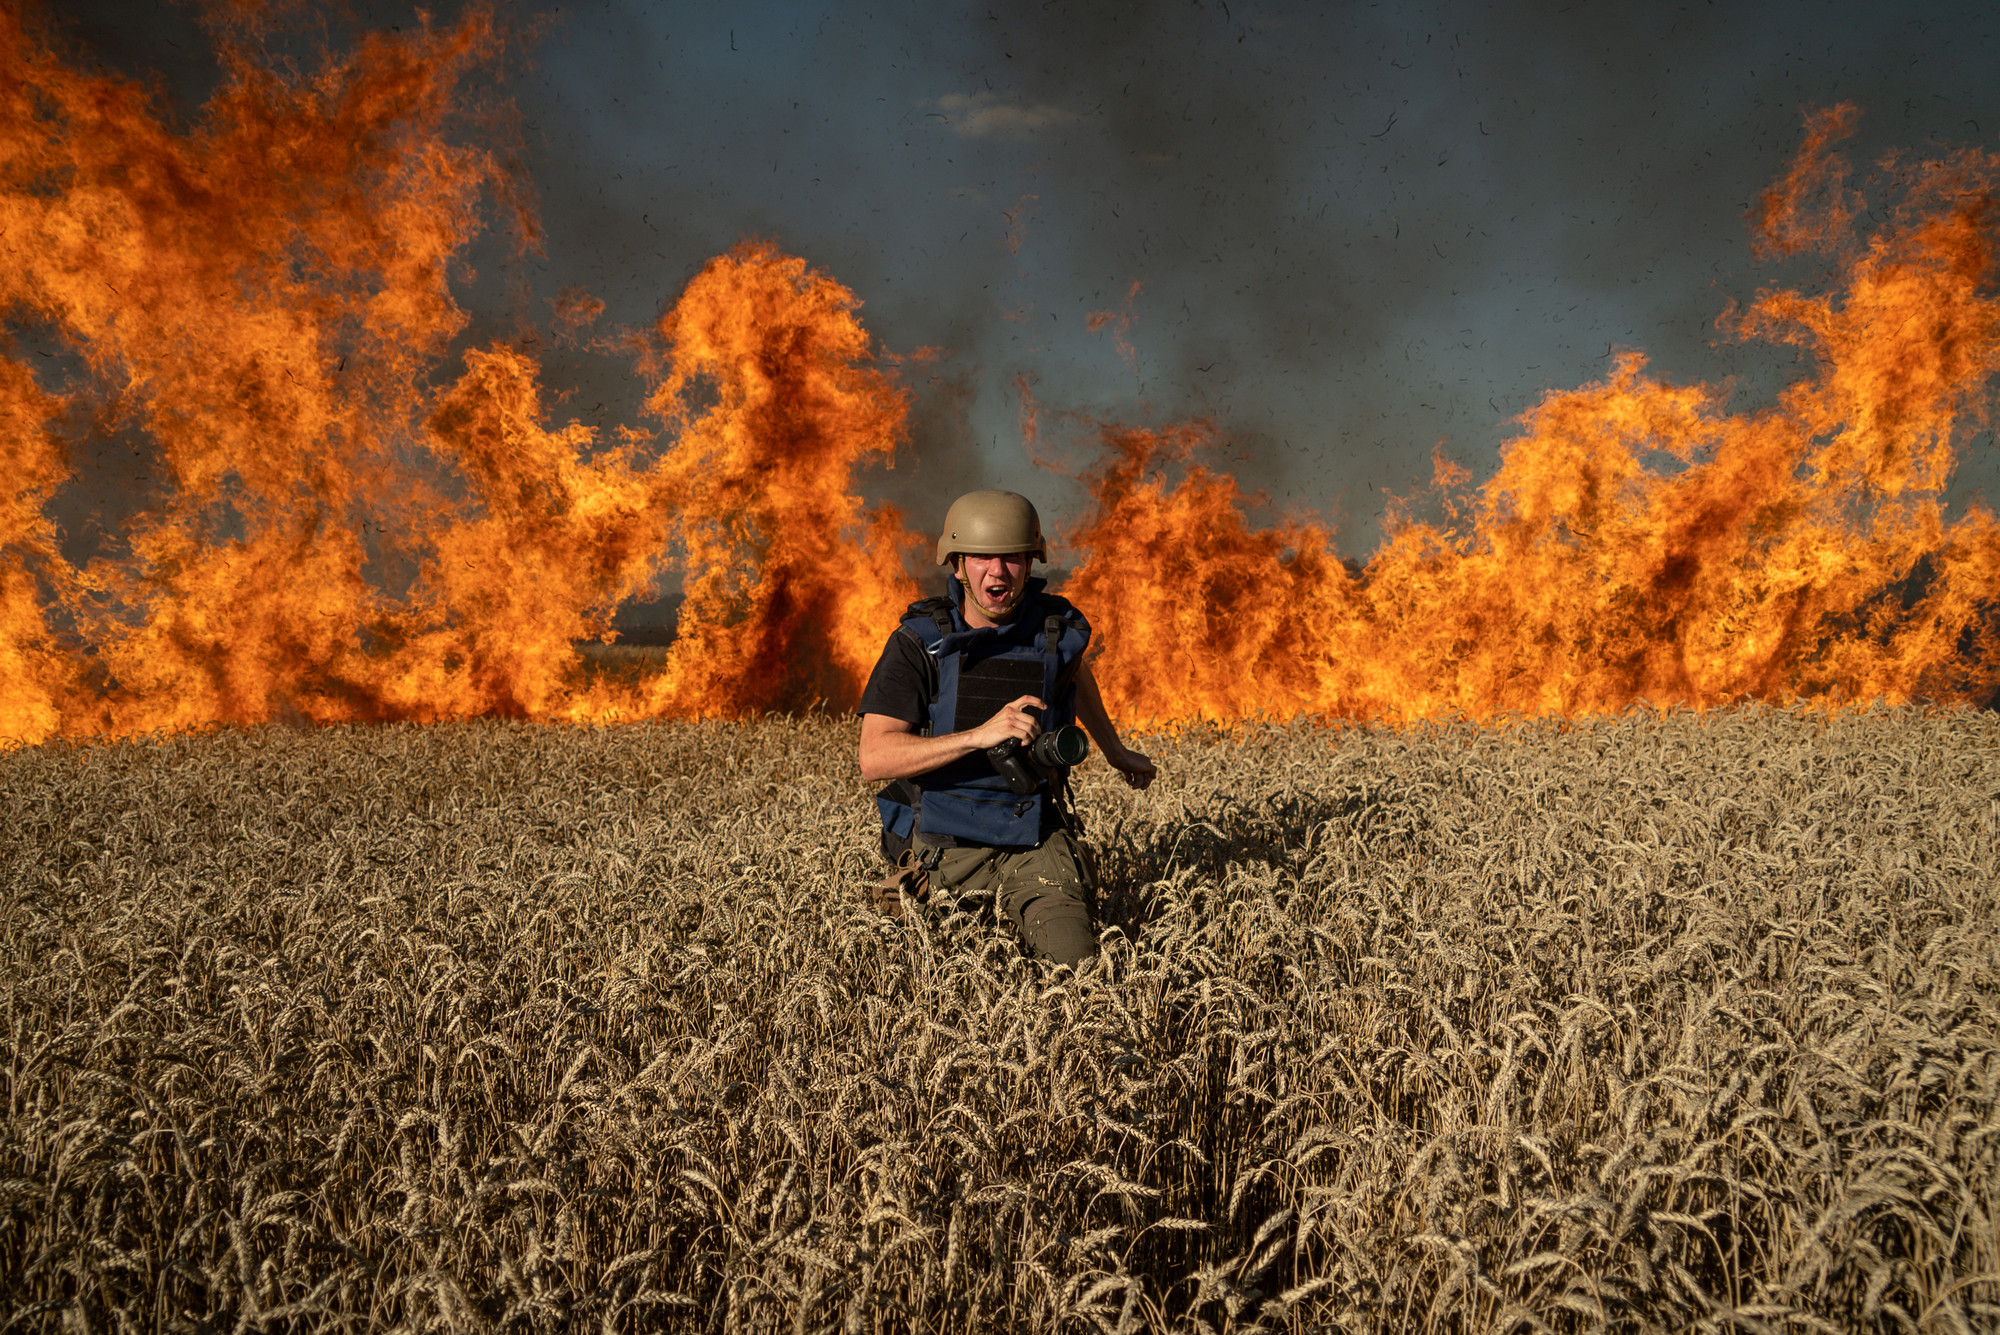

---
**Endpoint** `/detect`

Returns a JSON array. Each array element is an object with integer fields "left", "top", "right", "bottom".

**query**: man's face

[{"left": 957, "top": 551, "right": 1032, "bottom": 625}]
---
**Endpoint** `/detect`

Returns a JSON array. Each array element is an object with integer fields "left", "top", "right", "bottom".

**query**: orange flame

[
  {"left": 1066, "top": 110, "right": 2000, "bottom": 721},
  {"left": 0, "top": 3, "right": 522, "bottom": 740},
  {"left": 628, "top": 242, "right": 918, "bottom": 717},
  {"left": 0, "top": 358, "right": 75, "bottom": 742},
  {"left": 1, "top": 0, "right": 1995, "bottom": 746},
  {"left": 0, "top": 10, "right": 914, "bottom": 743}
]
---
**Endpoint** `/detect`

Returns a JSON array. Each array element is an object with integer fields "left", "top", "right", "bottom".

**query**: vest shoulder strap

[
  {"left": 898, "top": 596, "right": 957, "bottom": 652},
  {"left": 1035, "top": 593, "right": 1089, "bottom": 634},
  {"left": 1033, "top": 594, "right": 1089, "bottom": 644}
]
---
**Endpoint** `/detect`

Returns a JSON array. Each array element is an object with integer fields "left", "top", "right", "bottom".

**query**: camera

[{"left": 987, "top": 707, "right": 1090, "bottom": 795}]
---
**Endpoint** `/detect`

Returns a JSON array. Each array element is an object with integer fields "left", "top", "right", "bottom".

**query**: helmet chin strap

[
  {"left": 968, "top": 587, "right": 1019, "bottom": 625},
  {"left": 952, "top": 567, "right": 1028, "bottom": 627}
]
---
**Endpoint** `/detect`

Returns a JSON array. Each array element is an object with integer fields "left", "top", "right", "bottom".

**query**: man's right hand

[
  {"left": 968, "top": 695, "right": 1046, "bottom": 751},
  {"left": 859, "top": 696, "right": 1046, "bottom": 782}
]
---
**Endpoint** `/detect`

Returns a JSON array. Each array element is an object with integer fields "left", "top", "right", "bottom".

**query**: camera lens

[{"left": 1029, "top": 725, "right": 1090, "bottom": 769}]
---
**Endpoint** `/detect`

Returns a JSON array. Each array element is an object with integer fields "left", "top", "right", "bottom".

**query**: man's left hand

[{"left": 1107, "top": 747, "right": 1157, "bottom": 791}]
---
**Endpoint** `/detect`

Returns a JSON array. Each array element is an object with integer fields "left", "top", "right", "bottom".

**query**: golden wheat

[{"left": 1, "top": 705, "right": 1996, "bottom": 1332}]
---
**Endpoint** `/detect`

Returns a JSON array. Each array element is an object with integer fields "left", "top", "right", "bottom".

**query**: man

[{"left": 857, "top": 489, "right": 1157, "bottom": 966}]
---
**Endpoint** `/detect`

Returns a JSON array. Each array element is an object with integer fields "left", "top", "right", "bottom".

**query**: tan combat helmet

[{"left": 934, "top": 490, "right": 1047, "bottom": 566}]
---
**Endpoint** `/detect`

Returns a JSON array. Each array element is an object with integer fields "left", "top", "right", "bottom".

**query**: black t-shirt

[{"left": 856, "top": 629, "right": 938, "bottom": 729}]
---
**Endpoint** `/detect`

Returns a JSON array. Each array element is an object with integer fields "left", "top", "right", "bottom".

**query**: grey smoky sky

[{"left": 51, "top": 0, "right": 2000, "bottom": 560}]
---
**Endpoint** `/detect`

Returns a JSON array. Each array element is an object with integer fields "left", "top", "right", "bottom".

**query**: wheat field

[{"left": 2, "top": 706, "right": 1996, "bottom": 1332}]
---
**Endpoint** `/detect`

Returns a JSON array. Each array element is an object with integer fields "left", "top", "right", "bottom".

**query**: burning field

[{"left": 3, "top": 5, "right": 2000, "bottom": 1332}]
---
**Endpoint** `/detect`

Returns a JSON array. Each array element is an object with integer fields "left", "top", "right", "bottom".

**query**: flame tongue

[
  {"left": 629, "top": 242, "right": 918, "bottom": 718},
  {"left": 0, "top": 6, "right": 523, "bottom": 739},
  {"left": 0, "top": 12, "right": 914, "bottom": 740},
  {"left": 0, "top": 358, "right": 76, "bottom": 742},
  {"left": 1068, "top": 112, "right": 2000, "bottom": 723}
]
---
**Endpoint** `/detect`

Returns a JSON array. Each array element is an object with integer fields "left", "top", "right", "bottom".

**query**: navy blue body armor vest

[{"left": 876, "top": 576, "right": 1091, "bottom": 850}]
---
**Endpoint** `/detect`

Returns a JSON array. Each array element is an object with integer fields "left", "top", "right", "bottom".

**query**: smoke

[{"left": 937, "top": 2, "right": 2000, "bottom": 525}]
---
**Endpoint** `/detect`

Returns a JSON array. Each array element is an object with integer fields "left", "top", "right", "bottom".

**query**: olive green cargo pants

[{"left": 927, "top": 829, "right": 1096, "bottom": 967}]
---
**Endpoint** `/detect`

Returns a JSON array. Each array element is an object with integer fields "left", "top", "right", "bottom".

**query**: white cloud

[{"left": 934, "top": 91, "right": 1079, "bottom": 140}]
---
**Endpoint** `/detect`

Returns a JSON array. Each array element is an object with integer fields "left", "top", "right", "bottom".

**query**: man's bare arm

[
  {"left": 1074, "top": 660, "right": 1157, "bottom": 790},
  {"left": 858, "top": 695, "right": 1045, "bottom": 783}
]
